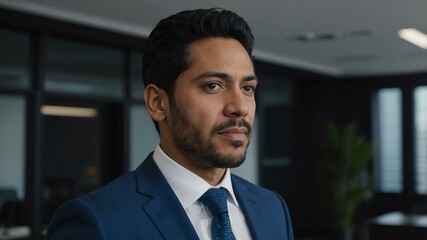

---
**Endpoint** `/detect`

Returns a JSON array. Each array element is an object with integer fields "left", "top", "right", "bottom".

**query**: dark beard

[{"left": 170, "top": 101, "right": 251, "bottom": 168}]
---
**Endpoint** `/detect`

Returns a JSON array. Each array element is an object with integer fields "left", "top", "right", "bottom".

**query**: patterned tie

[{"left": 199, "top": 187, "right": 236, "bottom": 240}]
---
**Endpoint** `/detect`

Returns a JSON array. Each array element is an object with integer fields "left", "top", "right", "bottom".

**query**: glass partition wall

[
  {"left": 0, "top": 16, "right": 152, "bottom": 238},
  {"left": 0, "top": 28, "right": 30, "bottom": 231}
]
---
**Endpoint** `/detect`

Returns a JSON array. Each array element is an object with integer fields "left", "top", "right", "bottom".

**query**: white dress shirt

[{"left": 153, "top": 144, "right": 252, "bottom": 240}]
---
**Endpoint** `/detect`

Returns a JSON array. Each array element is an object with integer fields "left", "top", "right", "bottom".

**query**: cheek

[
  {"left": 195, "top": 104, "right": 218, "bottom": 123},
  {"left": 189, "top": 103, "right": 220, "bottom": 132}
]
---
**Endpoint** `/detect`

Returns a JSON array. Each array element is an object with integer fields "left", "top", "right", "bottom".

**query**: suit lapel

[
  {"left": 135, "top": 155, "right": 199, "bottom": 239},
  {"left": 232, "top": 176, "right": 269, "bottom": 240}
]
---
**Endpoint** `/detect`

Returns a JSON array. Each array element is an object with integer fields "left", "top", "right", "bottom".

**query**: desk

[
  {"left": 0, "top": 227, "right": 30, "bottom": 240},
  {"left": 369, "top": 211, "right": 427, "bottom": 240}
]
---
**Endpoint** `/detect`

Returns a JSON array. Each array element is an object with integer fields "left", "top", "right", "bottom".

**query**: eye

[
  {"left": 242, "top": 85, "right": 256, "bottom": 93},
  {"left": 203, "top": 82, "right": 221, "bottom": 91}
]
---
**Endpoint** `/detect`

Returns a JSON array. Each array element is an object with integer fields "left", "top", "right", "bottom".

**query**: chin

[{"left": 226, "top": 156, "right": 246, "bottom": 168}]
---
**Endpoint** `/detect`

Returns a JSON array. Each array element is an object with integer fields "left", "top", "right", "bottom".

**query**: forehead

[{"left": 185, "top": 37, "right": 254, "bottom": 72}]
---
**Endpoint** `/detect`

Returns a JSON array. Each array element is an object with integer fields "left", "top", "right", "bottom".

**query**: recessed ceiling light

[
  {"left": 294, "top": 32, "right": 344, "bottom": 41},
  {"left": 398, "top": 28, "right": 427, "bottom": 49},
  {"left": 293, "top": 30, "right": 372, "bottom": 42}
]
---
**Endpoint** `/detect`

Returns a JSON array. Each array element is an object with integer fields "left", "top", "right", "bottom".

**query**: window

[
  {"left": 414, "top": 86, "right": 427, "bottom": 194},
  {"left": 129, "top": 104, "right": 158, "bottom": 171},
  {"left": 45, "top": 38, "right": 125, "bottom": 98},
  {"left": 0, "top": 27, "right": 30, "bottom": 200},
  {"left": 0, "top": 28, "right": 30, "bottom": 89},
  {"left": 130, "top": 52, "right": 144, "bottom": 100},
  {"left": 0, "top": 95, "right": 26, "bottom": 199},
  {"left": 374, "top": 88, "right": 403, "bottom": 193}
]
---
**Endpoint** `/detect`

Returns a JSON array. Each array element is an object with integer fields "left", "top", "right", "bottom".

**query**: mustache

[{"left": 212, "top": 119, "right": 252, "bottom": 135}]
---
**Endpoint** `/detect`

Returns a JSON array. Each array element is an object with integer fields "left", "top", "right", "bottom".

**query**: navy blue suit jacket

[{"left": 46, "top": 154, "right": 294, "bottom": 239}]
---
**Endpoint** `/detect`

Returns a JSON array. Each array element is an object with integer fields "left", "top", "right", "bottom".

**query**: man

[{"left": 46, "top": 8, "right": 294, "bottom": 240}]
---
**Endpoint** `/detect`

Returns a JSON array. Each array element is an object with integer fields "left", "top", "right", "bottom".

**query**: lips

[
  {"left": 217, "top": 127, "right": 248, "bottom": 141},
  {"left": 212, "top": 119, "right": 252, "bottom": 142}
]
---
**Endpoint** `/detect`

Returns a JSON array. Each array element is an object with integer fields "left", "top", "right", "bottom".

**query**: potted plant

[{"left": 321, "top": 122, "right": 374, "bottom": 240}]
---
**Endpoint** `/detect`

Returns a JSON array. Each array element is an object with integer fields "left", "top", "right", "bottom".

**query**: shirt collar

[{"left": 152, "top": 144, "right": 239, "bottom": 209}]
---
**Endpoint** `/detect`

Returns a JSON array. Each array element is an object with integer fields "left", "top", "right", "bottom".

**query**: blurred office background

[{"left": 1, "top": 1, "right": 427, "bottom": 240}]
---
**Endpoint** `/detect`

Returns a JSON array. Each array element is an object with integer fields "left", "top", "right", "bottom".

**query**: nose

[{"left": 223, "top": 88, "right": 250, "bottom": 118}]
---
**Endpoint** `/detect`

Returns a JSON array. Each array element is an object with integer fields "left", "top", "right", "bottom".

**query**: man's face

[{"left": 169, "top": 37, "right": 257, "bottom": 169}]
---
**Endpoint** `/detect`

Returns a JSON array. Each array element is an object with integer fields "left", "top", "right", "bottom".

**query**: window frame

[{"left": 371, "top": 79, "right": 427, "bottom": 216}]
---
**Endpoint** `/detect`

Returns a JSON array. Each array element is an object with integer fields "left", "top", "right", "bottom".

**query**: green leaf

[{"left": 320, "top": 121, "right": 374, "bottom": 228}]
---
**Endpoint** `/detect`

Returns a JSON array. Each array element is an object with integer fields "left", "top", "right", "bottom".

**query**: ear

[{"left": 144, "top": 84, "right": 168, "bottom": 122}]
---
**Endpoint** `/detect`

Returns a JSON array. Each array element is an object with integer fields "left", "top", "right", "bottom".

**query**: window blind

[
  {"left": 376, "top": 88, "right": 403, "bottom": 193},
  {"left": 414, "top": 86, "right": 427, "bottom": 194}
]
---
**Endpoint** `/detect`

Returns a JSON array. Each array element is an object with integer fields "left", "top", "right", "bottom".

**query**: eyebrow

[{"left": 192, "top": 71, "right": 258, "bottom": 83}]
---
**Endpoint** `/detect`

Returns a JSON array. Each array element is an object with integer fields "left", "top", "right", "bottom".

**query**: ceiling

[{"left": 0, "top": 0, "right": 426, "bottom": 77}]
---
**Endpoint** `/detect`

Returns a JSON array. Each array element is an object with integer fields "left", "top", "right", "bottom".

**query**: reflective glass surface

[
  {"left": 414, "top": 86, "right": 427, "bottom": 194},
  {"left": 45, "top": 38, "right": 124, "bottom": 98},
  {"left": 130, "top": 52, "right": 144, "bottom": 100},
  {"left": 0, "top": 95, "right": 26, "bottom": 199},
  {"left": 376, "top": 88, "right": 403, "bottom": 193},
  {"left": 0, "top": 28, "right": 30, "bottom": 89},
  {"left": 129, "top": 104, "right": 158, "bottom": 171}
]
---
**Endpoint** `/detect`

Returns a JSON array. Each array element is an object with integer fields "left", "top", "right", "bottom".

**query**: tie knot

[{"left": 199, "top": 187, "right": 228, "bottom": 216}]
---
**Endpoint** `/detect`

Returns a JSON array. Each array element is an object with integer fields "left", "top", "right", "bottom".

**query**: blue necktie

[{"left": 199, "top": 187, "right": 236, "bottom": 240}]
